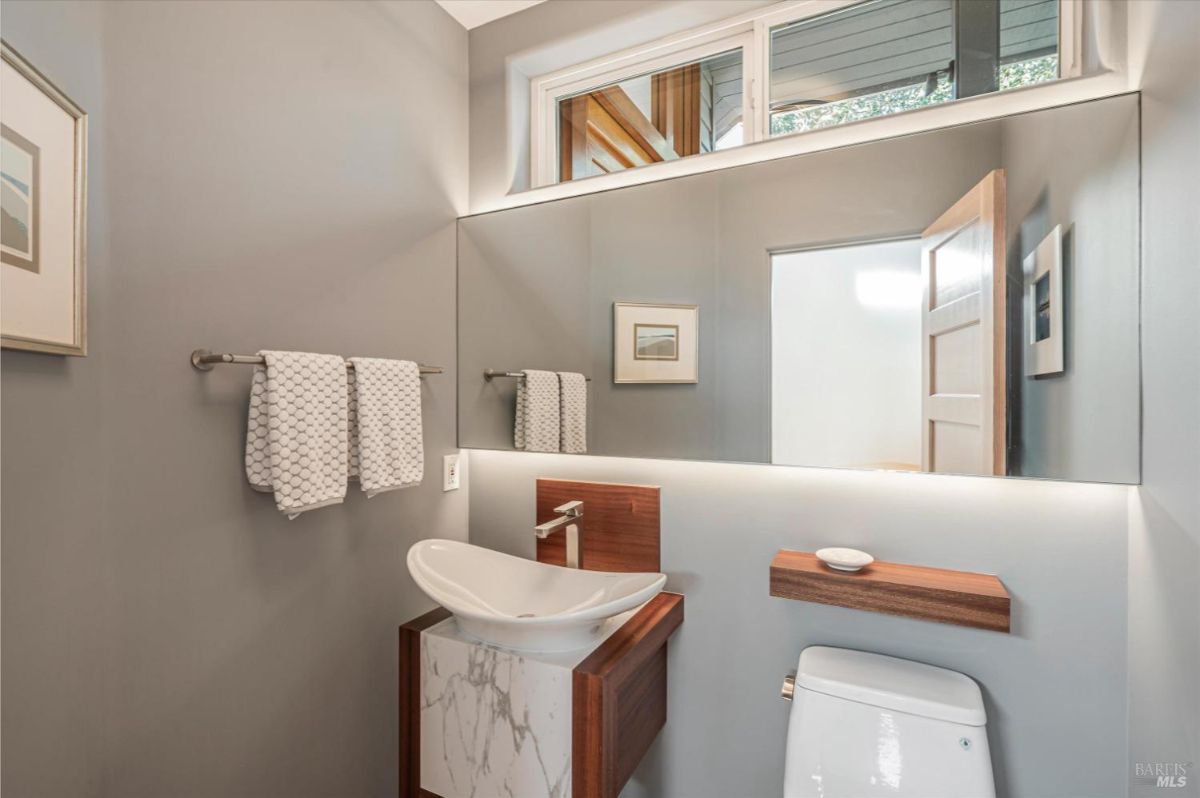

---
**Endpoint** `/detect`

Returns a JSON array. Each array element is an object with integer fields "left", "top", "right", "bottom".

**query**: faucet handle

[{"left": 553, "top": 500, "right": 583, "bottom": 517}]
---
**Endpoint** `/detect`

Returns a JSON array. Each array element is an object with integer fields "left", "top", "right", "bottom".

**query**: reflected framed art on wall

[
  {"left": 613, "top": 302, "right": 698, "bottom": 383},
  {"left": 1024, "top": 224, "right": 1063, "bottom": 376}
]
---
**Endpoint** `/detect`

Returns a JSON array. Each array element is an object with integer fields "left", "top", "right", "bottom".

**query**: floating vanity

[
  {"left": 401, "top": 478, "right": 680, "bottom": 798},
  {"left": 400, "top": 594, "right": 683, "bottom": 798}
]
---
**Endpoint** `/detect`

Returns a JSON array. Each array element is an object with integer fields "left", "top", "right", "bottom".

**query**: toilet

[{"left": 783, "top": 646, "right": 996, "bottom": 798}]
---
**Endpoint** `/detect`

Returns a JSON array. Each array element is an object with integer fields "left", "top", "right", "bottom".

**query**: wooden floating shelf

[{"left": 769, "top": 550, "right": 1010, "bottom": 633}]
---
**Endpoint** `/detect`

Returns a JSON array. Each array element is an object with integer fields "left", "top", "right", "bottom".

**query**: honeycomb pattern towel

[
  {"left": 347, "top": 358, "right": 423, "bottom": 496},
  {"left": 557, "top": 372, "right": 587, "bottom": 454},
  {"left": 514, "top": 369, "right": 560, "bottom": 453},
  {"left": 245, "top": 351, "right": 348, "bottom": 519}
]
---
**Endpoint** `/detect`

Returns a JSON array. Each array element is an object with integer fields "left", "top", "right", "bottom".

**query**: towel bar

[
  {"left": 191, "top": 349, "right": 442, "bottom": 376},
  {"left": 484, "top": 369, "right": 591, "bottom": 382}
]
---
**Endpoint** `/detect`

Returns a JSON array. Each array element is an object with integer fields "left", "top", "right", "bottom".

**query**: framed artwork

[
  {"left": 1, "top": 41, "right": 87, "bottom": 356},
  {"left": 1024, "top": 224, "right": 1063, "bottom": 376},
  {"left": 613, "top": 302, "right": 698, "bottom": 383}
]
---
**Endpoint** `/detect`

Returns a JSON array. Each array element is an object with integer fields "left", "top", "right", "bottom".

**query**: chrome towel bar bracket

[
  {"left": 484, "top": 369, "right": 591, "bottom": 381},
  {"left": 190, "top": 349, "right": 443, "bottom": 376}
]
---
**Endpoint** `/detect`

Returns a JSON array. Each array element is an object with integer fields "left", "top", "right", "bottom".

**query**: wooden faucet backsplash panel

[{"left": 536, "top": 479, "right": 661, "bottom": 573}]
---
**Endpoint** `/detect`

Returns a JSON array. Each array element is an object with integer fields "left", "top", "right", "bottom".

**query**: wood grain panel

[
  {"left": 651, "top": 63, "right": 701, "bottom": 157},
  {"left": 769, "top": 550, "right": 1010, "bottom": 632},
  {"left": 559, "top": 86, "right": 672, "bottom": 181},
  {"left": 592, "top": 87, "right": 672, "bottom": 162},
  {"left": 537, "top": 479, "right": 660, "bottom": 573},
  {"left": 573, "top": 592, "right": 684, "bottom": 798},
  {"left": 613, "top": 646, "right": 667, "bottom": 790},
  {"left": 399, "top": 607, "right": 451, "bottom": 798}
]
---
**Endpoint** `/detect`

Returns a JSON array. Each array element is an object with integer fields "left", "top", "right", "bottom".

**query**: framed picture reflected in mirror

[
  {"left": 613, "top": 302, "right": 698, "bottom": 384},
  {"left": 1025, "top": 224, "right": 1064, "bottom": 376}
]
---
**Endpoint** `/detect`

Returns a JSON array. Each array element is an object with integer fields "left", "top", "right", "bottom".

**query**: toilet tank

[{"left": 783, "top": 646, "right": 995, "bottom": 798}]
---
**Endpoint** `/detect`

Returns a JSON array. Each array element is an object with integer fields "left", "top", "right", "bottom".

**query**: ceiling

[{"left": 434, "top": 0, "right": 547, "bottom": 30}]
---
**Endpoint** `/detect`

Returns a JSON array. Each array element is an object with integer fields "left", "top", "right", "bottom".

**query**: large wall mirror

[{"left": 458, "top": 94, "right": 1140, "bottom": 484}]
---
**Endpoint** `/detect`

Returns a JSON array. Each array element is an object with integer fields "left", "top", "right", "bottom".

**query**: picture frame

[
  {"left": 613, "top": 302, "right": 698, "bottom": 383},
  {"left": 1024, "top": 224, "right": 1063, "bottom": 376},
  {"left": 1, "top": 40, "right": 88, "bottom": 356}
]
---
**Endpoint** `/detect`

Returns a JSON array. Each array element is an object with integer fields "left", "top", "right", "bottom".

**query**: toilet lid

[{"left": 796, "top": 646, "right": 987, "bottom": 726}]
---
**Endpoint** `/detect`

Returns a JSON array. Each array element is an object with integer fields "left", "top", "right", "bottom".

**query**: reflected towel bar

[
  {"left": 484, "top": 369, "right": 591, "bottom": 382},
  {"left": 191, "top": 349, "right": 442, "bottom": 376}
]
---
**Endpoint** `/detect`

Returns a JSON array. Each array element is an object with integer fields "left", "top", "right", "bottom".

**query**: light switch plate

[{"left": 442, "top": 454, "right": 461, "bottom": 492}]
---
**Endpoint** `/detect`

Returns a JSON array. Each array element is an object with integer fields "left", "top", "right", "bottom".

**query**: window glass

[
  {"left": 770, "top": 0, "right": 955, "bottom": 135},
  {"left": 769, "top": 0, "right": 1059, "bottom": 137},
  {"left": 999, "top": 0, "right": 1059, "bottom": 90},
  {"left": 555, "top": 48, "right": 743, "bottom": 182}
]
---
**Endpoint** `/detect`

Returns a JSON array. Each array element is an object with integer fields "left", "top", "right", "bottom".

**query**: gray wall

[
  {"left": 1000, "top": 98, "right": 1141, "bottom": 483},
  {"left": 468, "top": 450, "right": 1130, "bottom": 798},
  {"left": 457, "top": 174, "right": 728, "bottom": 460},
  {"left": 457, "top": 197, "right": 595, "bottom": 452},
  {"left": 0, "top": 2, "right": 467, "bottom": 796},
  {"left": 1127, "top": 1, "right": 1200, "bottom": 795}
]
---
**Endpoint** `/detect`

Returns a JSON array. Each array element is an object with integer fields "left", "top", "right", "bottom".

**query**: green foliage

[
  {"left": 999, "top": 54, "right": 1059, "bottom": 91},
  {"left": 770, "top": 55, "right": 1059, "bottom": 137}
]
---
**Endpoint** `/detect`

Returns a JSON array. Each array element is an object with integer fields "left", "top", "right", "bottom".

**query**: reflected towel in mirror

[
  {"left": 515, "top": 369, "right": 560, "bottom": 452},
  {"left": 558, "top": 372, "right": 587, "bottom": 454}
]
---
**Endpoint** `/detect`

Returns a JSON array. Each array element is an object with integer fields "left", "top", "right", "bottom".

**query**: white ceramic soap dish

[{"left": 815, "top": 547, "right": 874, "bottom": 572}]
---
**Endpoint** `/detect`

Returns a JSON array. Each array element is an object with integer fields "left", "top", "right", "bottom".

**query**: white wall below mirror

[{"left": 771, "top": 239, "right": 923, "bottom": 471}]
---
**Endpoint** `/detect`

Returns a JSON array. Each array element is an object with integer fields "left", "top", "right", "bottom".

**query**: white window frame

[{"left": 529, "top": 0, "right": 1083, "bottom": 188}]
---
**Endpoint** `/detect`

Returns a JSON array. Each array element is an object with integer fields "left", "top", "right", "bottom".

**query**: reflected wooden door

[{"left": 920, "top": 169, "right": 1006, "bottom": 475}]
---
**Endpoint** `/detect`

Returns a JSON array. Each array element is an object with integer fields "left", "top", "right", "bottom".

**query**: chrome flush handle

[{"left": 781, "top": 673, "right": 796, "bottom": 701}]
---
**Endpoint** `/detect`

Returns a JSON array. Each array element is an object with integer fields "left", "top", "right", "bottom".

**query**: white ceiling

[{"left": 435, "top": 0, "right": 547, "bottom": 30}]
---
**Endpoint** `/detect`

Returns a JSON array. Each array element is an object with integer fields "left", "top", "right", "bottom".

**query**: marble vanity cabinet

[{"left": 400, "top": 593, "right": 684, "bottom": 798}]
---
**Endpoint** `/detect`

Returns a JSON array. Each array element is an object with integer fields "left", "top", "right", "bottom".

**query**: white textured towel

[
  {"left": 347, "top": 357, "right": 424, "bottom": 496},
  {"left": 245, "top": 351, "right": 349, "bottom": 519},
  {"left": 514, "top": 369, "right": 560, "bottom": 453},
  {"left": 557, "top": 372, "right": 587, "bottom": 454}
]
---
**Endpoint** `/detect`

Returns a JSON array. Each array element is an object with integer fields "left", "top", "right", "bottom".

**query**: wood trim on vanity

[
  {"left": 770, "top": 550, "right": 1010, "bottom": 632},
  {"left": 573, "top": 592, "right": 684, "bottom": 798},
  {"left": 399, "top": 607, "right": 451, "bottom": 798}
]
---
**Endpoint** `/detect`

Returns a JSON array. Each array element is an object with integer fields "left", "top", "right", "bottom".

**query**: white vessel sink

[{"left": 407, "top": 539, "right": 667, "bottom": 652}]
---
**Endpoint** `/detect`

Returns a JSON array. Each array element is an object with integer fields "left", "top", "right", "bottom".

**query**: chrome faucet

[{"left": 534, "top": 500, "right": 584, "bottom": 568}]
